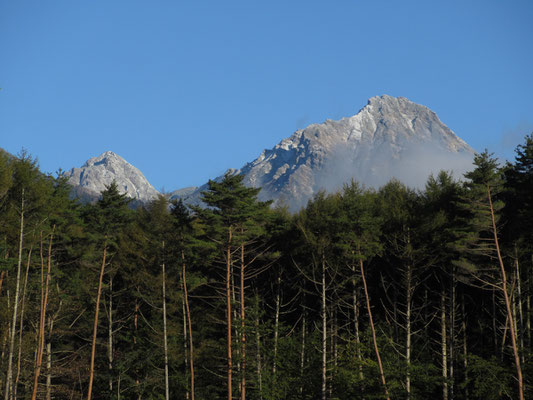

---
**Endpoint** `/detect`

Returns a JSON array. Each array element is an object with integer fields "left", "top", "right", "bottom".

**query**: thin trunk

[
  {"left": 182, "top": 250, "right": 195, "bottom": 400},
  {"left": 487, "top": 186, "right": 524, "bottom": 400},
  {"left": 46, "top": 317, "right": 54, "bottom": 400},
  {"left": 32, "top": 229, "right": 54, "bottom": 400},
  {"left": 462, "top": 294, "right": 468, "bottom": 400},
  {"left": 359, "top": 255, "right": 390, "bottom": 400},
  {"left": 441, "top": 289, "right": 448, "bottom": 400},
  {"left": 240, "top": 242, "right": 246, "bottom": 400},
  {"left": 272, "top": 273, "right": 280, "bottom": 379},
  {"left": 108, "top": 276, "right": 113, "bottom": 394},
  {"left": 515, "top": 253, "right": 524, "bottom": 365},
  {"left": 492, "top": 288, "right": 498, "bottom": 355},
  {"left": 226, "top": 226, "right": 233, "bottom": 400},
  {"left": 299, "top": 301, "right": 306, "bottom": 397},
  {"left": 527, "top": 281, "right": 531, "bottom": 349},
  {"left": 255, "top": 295, "right": 263, "bottom": 400},
  {"left": 4, "top": 190, "right": 24, "bottom": 400},
  {"left": 0, "top": 271, "right": 4, "bottom": 296},
  {"left": 134, "top": 300, "right": 140, "bottom": 397},
  {"left": 182, "top": 294, "right": 189, "bottom": 400},
  {"left": 406, "top": 262, "right": 412, "bottom": 400},
  {"left": 162, "top": 253, "right": 169, "bottom": 400},
  {"left": 14, "top": 246, "right": 32, "bottom": 398},
  {"left": 231, "top": 260, "right": 239, "bottom": 382},
  {"left": 450, "top": 272, "right": 456, "bottom": 400},
  {"left": 331, "top": 307, "right": 338, "bottom": 399},
  {"left": 526, "top": 253, "right": 533, "bottom": 347},
  {"left": 352, "top": 265, "right": 363, "bottom": 382},
  {"left": 321, "top": 256, "right": 327, "bottom": 400},
  {"left": 87, "top": 241, "right": 107, "bottom": 400}
]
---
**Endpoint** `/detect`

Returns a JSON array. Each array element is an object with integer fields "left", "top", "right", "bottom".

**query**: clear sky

[{"left": 1, "top": 0, "right": 532, "bottom": 191}]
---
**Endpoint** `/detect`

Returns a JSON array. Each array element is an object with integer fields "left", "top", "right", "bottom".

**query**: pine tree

[
  {"left": 199, "top": 172, "right": 270, "bottom": 400},
  {"left": 86, "top": 181, "right": 132, "bottom": 400},
  {"left": 459, "top": 151, "right": 524, "bottom": 400}
]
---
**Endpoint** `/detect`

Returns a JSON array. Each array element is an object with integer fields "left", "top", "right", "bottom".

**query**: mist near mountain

[{"left": 313, "top": 141, "right": 473, "bottom": 194}]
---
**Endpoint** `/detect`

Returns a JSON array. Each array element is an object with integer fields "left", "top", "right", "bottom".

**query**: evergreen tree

[
  {"left": 199, "top": 172, "right": 271, "bottom": 400},
  {"left": 459, "top": 151, "right": 524, "bottom": 400}
]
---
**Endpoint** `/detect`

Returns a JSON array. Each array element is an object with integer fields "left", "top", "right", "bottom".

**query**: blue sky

[{"left": 1, "top": 0, "right": 532, "bottom": 191}]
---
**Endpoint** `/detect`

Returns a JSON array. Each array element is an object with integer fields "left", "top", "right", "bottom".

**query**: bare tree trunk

[
  {"left": 226, "top": 226, "right": 233, "bottom": 400},
  {"left": 360, "top": 256, "right": 390, "bottom": 400},
  {"left": 108, "top": 275, "right": 113, "bottom": 394},
  {"left": 4, "top": 190, "right": 24, "bottom": 400},
  {"left": 255, "top": 295, "right": 263, "bottom": 400},
  {"left": 515, "top": 252, "right": 524, "bottom": 365},
  {"left": 181, "top": 250, "right": 195, "bottom": 400},
  {"left": 182, "top": 294, "right": 190, "bottom": 400},
  {"left": 321, "top": 256, "right": 327, "bottom": 400},
  {"left": 240, "top": 242, "right": 246, "bottom": 400},
  {"left": 406, "top": 262, "right": 412, "bottom": 400},
  {"left": 32, "top": 234, "right": 45, "bottom": 400},
  {"left": 87, "top": 241, "right": 107, "bottom": 400},
  {"left": 32, "top": 229, "right": 54, "bottom": 400},
  {"left": 527, "top": 276, "right": 531, "bottom": 349},
  {"left": 487, "top": 186, "right": 524, "bottom": 400},
  {"left": 462, "top": 294, "right": 468, "bottom": 400},
  {"left": 134, "top": 300, "right": 140, "bottom": 398},
  {"left": 14, "top": 246, "right": 32, "bottom": 398},
  {"left": 299, "top": 301, "right": 306, "bottom": 397},
  {"left": 450, "top": 272, "right": 456, "bottom": 400},
  {"left": 441, "top": 289, "right": 448, "bottom": 400},
  {"left": 0, "top": 271, "right": 4, "bottom": 296},
  {"left": 272, "top": 272, "right": 280, "bottom": 380},
  {"left": 351, "top": 265, "right": 363, "bottom": 383},
  {"left": 162, "top": 254, "right": 170, "bottom": 400},
  {"left": 492, "top": 288, "right": 498, "bottom": 355},
  {"left": 331, "top": 306, "right": 338, "bottom": 399},
  {"left": 46, "top": 317, "right": 54, "bottom": 400}
]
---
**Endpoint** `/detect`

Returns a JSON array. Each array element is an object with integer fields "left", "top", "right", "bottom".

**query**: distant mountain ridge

[{"left": 63, "top": 95, "right": 475, "bottom": 210}]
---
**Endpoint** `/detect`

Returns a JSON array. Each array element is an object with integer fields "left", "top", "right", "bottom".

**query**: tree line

[{"left": 0, "top": 135, "right": 532, "bottom": 399}]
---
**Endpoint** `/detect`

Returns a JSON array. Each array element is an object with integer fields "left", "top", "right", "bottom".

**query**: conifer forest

[{"left": 1, "top": 134, "right": 533, "bottom": 400}]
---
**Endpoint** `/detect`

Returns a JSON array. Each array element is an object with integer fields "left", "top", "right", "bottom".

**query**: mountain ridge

[{"left": 63, "top": 95, "right": 475, "bottom": 210}]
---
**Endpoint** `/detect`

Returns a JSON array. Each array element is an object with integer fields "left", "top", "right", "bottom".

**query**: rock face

[
  {"left": 180, "top": 95, "right": 475, "bottom": 210},
  {"left": 65, "top": 151, "right": 159, "bottom": 203}
]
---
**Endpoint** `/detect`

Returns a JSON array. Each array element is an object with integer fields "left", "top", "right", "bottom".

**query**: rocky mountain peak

[
  {"left": 231, "top": 95, "right": 474, "bottom": 210},
  {"left": 65, "top": 151, "right": 159, "bottom": 204}
]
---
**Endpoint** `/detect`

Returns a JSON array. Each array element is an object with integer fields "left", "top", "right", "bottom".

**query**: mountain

[
  {"left": 65, "top": 151, "right": 159, "bottom": 204},
  {"left": 64, "top": 95, "right": 475, "bottom": 211},
  {"left": 179, "top": 95, "right": 475, "bottom": 210}
]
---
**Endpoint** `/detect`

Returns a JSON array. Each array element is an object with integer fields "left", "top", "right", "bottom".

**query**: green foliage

[
  {"left": 1, "top": 146, "right": 532, "bottom": 400},
  {"left": 463, "top": 355, "right": 513, "bottom": 400}
]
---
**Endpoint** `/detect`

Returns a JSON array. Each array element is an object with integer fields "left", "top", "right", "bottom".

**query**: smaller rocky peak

[{"left": 65, "top": 151, "right": 159, "bottom": 204}]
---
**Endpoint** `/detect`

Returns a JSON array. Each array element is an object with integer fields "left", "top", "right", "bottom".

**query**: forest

[{"left": 0, "top": 135, "right": 532, "bottom": 400}]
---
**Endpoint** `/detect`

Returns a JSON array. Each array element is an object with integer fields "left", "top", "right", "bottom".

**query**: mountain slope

[
  {"left": 181, "top": 95, "right": 474, "bottom": 210},
  {"left": 65, "top": 151, "right": 159, "bottom": 203}
]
